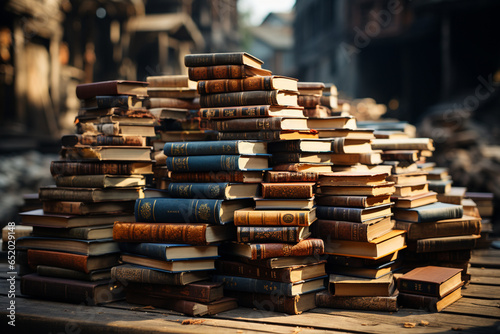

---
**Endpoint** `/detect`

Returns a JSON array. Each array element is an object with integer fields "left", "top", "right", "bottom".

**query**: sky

[{"left": 238, "top": 0, "right": 295, "bottom": 26}]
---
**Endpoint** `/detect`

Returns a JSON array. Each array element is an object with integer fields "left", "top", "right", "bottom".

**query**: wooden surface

[{"left": 1, "top": 249, "right": 499, "bottom": 333}]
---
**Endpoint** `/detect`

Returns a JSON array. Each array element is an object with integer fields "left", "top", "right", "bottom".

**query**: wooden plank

[
  {"left": 442, "top": 297, "right": 500, "bottom": 319},
  {"left": 469, "top": 267, "right": 500, "bottom": 277},
  {"left": 472, "top": 249, "right": 500, "bottom": 257},
  {"left": 461, "top": 284, "right": 500, "bottom": 300},
  {"left": 470, "top": 275, "right": 500, "bottom": 286},
  {"left": 471, "top": 249, "right": 500, "bottom": 268}
]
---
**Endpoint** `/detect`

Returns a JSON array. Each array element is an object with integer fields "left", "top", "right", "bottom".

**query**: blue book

[
  {"left": 167, "top": 182, "right": 260, "bottom": 199},
  {"left": 165, "top": 155, "right": 271, "bottom": 172},
  {"left": 394, "top": 202, "right": 463, "bottom": 223},
  {"left": 163, "top": 140, "right": 267, "bottom": 156},
  {"left": 211, "top": 274, "right": 327, "bottom": 297},
  {"left": 118, "top": 243, "right": 218, "bottom": 261}
]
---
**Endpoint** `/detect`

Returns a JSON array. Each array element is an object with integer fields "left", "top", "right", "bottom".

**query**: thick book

[
  {"left": 407, "top": 234, "right": 480, "bottom": 253},
  {"left": 270, "top": 152, "right": 331, "bottom": 165},
  {"left": 313, "top": 216, "right": 394, "bottom": 242},
  {"left": 147, "top": 87, "right": 198, "bottom": 99},
  {"left": 318, "top": 173, "right": 389, "bottom": 187},
  {"left": 146, "top": 74, "right": 197, "bottom": 88},
  {"left": 393, "top": 183, "right": 429, "bottom": 197},
  {"left": 80, "top": 95, "right": 143, "bottom": 109},
  {"left": 264, "top": 171, "right": 319, "bottom": 183},
  {"left": 199, "top": 105, "right": 305, "bottom": 119},
  {"left": 111, "top": 264, "right": 210, "bottom": 285},
  {"left": 298, "top": 95, "right": 321, "bottom": 108},
  {"left": 21, "top": 273, "right": 124, "bottom": 305},
  {"left": 315, "top": 194, "right": 392, "bottom": 208},
  {"left": 398, "top": 287, "right": 462, "bottom": 312},
  {"left": 42, "top": 201, "right": 135, "bottom": 216},
  {"left": 237, "top": 226, "right": 311, "bottom": 243},
  {"left": 387, "top": 171, "right": 428, "bottom": 186},
  {"left": 27, "top": 249, "right": 119, "bottom": 273},
  {"left": 167, "top": 182, "right": 259, "bottom": 200},
  {"left": 222, "top": 238, "right": 324, "bottom": 260},
  {"left": 330, "top": 138, "right": 372, "bottom": 154},
  {"left": 212, "top": 274, "right": 326, "bottom": 296},
  {"left": 197, "top": 76, "right": 297, "bottom": 94},
  {"left": 234, "top": 207, "right": 317, "bottom": 227},
  {"left": 127, "top": 281, "right": 223, "bottom": 303},
  {"left": 235, "top": 254, "right": 327, "bottom": 269},
  {"left": 261, "top": 182, "right": 315, "bottom": 199},
  {"left": 118, "top": 243, "right": 218, "bottom": 261},
  {"left": 61, "top": 145, "right": 152, "bottom": 161},
  {"left": 188, "top": 64, "right": 271, "bottom": 81},
  {"left": 36, "top": 265, "right": 111, "bottom": 281},
  {"left": 327, "top": 259, "right": 402, "bottom": 279},
  {"left": 135, "top": 198, "right": 253, "bottom": 225},
  {"left": 267, "top": 138, "right": 336, "bottom": 153},
  {"left": 113, "top": 222, "right": 233, "bottom": 245},
  {"left": 307, "top": 117, "right": 356, "bottom": 130},
  {"left": 76, "top": 80, "right": 148, "bottom": 99},
  {"left": 50, "top": 161, "right": 153, "bottom": 176},
  {"left": 31, "top": 225, "right": 114, "bottom": 240},
  {"left": 53, "top": 175, "right": 145, "bottom": 188},
  {"left": 170, "top": 171, "right": 263, "bottom": 184},
  {"left": 395, "top": 215, "right": 482, "bottom": 240},
  {"left": 217, "top": 130, "right": 319, "bottom": 141},
  {"left": 20, "top": 209, "right": 134, "bottom": 228},
  {"left": 225, "top": 290, "right": 316, "bottom": 315},
  {"left": 200, "top": 90, "right": 298, "bottom": 108},
  {"left": 215, "top": 260, "right": 325, "bottom": 283},
  {"left": 381, "top": 150, "right": 419, "bottom": 162},
  {"left": 254, "top": 197, "right": 315, "bottom": 210},
  {"left": 120, "top": 254, "right": 215, "bottom": 272},
  {"left": 326, "top": 251, "right": 400, "bottom": 269},
  {"left": 165, "top": 155, "right": 270, "bottom": 172},
  {"left": 393, "top": 202, "right": 464, "bottom": 223},
  {"left": 397, "top": 266, "right": 463, "bottom": 298},
  {"left": 316, "top": 204, "right": 393, "bottom": 223},
  {"left": 402, "top": 249, "right": 472, "bottom": 263},
  {"left": 318, "top": 182, "right": 396, "bottom": 197},
  {"left": 61, "top": 134, "right": 146, "bottom": 147},
  {"left": 163, "top": 140, "right": 267, "bottom": 156},
  {"left": 371, "top": 138, "right": 434, "bottom": 151},
  {"left": 146, "top": 97, "right": 200, "bottom": 109},
  {"left": 272, "top": 162, "right": 333, "bottom": 173},
  {"left": 17, "top": 236, "right": 119, "bottom": 256},
  {"left": 428, "top": 180, "right": 453, "bottom": 194},
  {"left": 38, "top": 186, "right": 143, "bottom": 203},
  {"left": 210, "top": 117, "right": 309, "bottom": 132},
  {"left": 392, "top": 191, "right": 438, "bottom": 209},
  {"left": 185, "top": 52, "right": 263, "bottom": 68},
  {"left": 329, "top": 273, "right": 395, "bottom": 297},
  {"left": 315, "top": 290, "right": 398, "bottom": 312},
  {"left": 317, "top": 128, "right": 375, "bottom": 140}
]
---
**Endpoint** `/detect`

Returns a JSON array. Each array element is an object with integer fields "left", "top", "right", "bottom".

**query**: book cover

[
  {"left": 398, "top": 287, "right": 462, "bottom": 312},
  {"left": 261, "top": 182, "right": 315, "bottom": 199},
  {"left": 315, "top": 194, "right": 392, "bottom": 208},
  {"left": 234, "top": 207, "right": 316, "bottom": 227},
  {"left": 313, "top": 216, "right": 394, "bottom": 242},
  {"left": 50, "top": 161, "right": 153, "bottom": 176},
  {"left": 197, "top": 76, "right": 297, "bottom": 94},
  {"left": 199, "top": 105, "right": 305, "bottom": 120},
  {"left": 38, "top": 187, "right": 144, "bottom": 203},
  {"left": 167, "top": 182, "right": 259, "bottom": 200},
  {"left": 163, "top": 140, "right": 267, "bottom": 156},
  {"left": 27, "top": 249, "right": 119, "bottom": 274},
  {"left": 61, "top": 134, "right": 146, "bottom": 147},
  {"left": 31, "top": 224, "right": 114, "bottom": 240},
  {"left": 200, "top": 90, "right": 297, "bottom": 108},
  {"left": 237, "top": 226, "right": 311, "bottom": 243},
  {"left": 397, "top": 266, "right": 463, "bottom": 298},
  {"left": 126, "top": 281, "right": 224, "bottom": 303},
  {"left": 118, "top": 243, "right": 218, "bottom": 261},
  {"left": 185, "top": 52, "right": 263, "bottom": 68},
  {"left": 316, "top": 204, "right": 393, "bottom": 223},
  {"left": 36, "top": 265, "right": 111, "bottom": 281},
  {"left": 315, "top": 290, "right": 398, "bottom": 312},
  {"left": 20, "top": 208, "right": 135, "bottom": 227},
  {"left": 188, "top": 65, "right": 271, "bottom": 81},
  {"left": 395, "top": 215, "right": 482, "bottom": 240},
  {"left": 17, "top": 236, "right": 119, "bottom": 256},
  {"left": 225, "top": 290, "right": 316, "bottom": 315},
  {"left": 111, "top": 264, "right": 210, "bottom": 285},
  {"left": 170, "top": 171, "right": 263, "bottom": 184},
  {"left": 407, "top": 234, "right": 480, "bottom": 253},
  {"left": 222, "top": 238, "right": 324, "bottom": 260},
  {"left": 76, "top": 80, "right": 148, "bottom": 99},
  {"left": 329, "top": 273, "right": 395, "bottom": 297},
  {"left": 264, "top": 171, "right": 319, "bottom": 183},
  {"left": 165, "top": 155, "right": 270, "bottom": 172}
]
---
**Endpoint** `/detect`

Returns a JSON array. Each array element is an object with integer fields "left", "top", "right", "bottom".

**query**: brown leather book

[
  {"left": 392, "top": 191, "right": 438, "bottom": 209},
  {"left": 237, "top": 226, "right": 311, "bottom": 243},
  {"left": 329, "top": 273, "right": 395, "bottom": 297},
  {"left": 42, "top": 200, "right": 135, "bottom": 216},
  {"left": 145, "top": 97, "right": 200, "bottom": 109},
  {"left": 298, "top": 95, "right": 321, "bottom": 108},
  {"left": 199, "top": 105, "right": 305, "bottom": 120},
  {"left": 188, "top": 65, "right": 271, "bottom": 81},
  {"left": 61, "top": 134, "right": 146, "bottom": 147},
  {"left": 261, "top": 182, "right": 315, "bottom": 199},
  {"left": 313, "top": 216, "right": 394, "bottom": 242},
  {"left": 200, "top": 90, "right": 297, "bottom": 108},
  {"left": 318, "top": 172, "right": 389, "bottom": 187},
  {"left": 53, "top": 175, "right": 145, "bottom": 188},
  {"left": 381, "top": 150, "right": 419, "bottom": 162},
  {"left": 185, "top": 52, "right": 263, "bottom": 68},
  {"left": 315, "top": 194, "right": 392, "bottom": 208},
  {"left": 197, "top": 76, "right": 297, "bottom": 94},
  {"left": 218, "top": 130, "right": 318, "bottom": 141},
  {"left": 111, "top": 264, "right": 209, "bottom": 285},
  {"left": 76, "top": 80, "right": 148, "bottom": 99},
  {"left": 397, "top": 266, "right": 463, "bottom": 298},
  {"left": 264, "top": 171, "right": 319, "bottom": 183},
  {"left": 398, "top": 287, "right": 462, "bottom": 312},
  {"left": 38, "top": 187, "right": 143, "bottom": 203},
  {"left": 395, "top": 215, "right": 481, "bottom": 240},
  {"left": 209, "top": 117, "right": 308, "bottom": 132},
  {"left": 225, "top": 290, "right": 317, "bottom": 315},
  {"left": 27, "top": 249, "right": 119, "bottom": 274},
  {"left": 50, "top": 161, "right": 153, "bottom": 176},
  {"left": 271, "top": 162, "right": 333, "bottom": 173},
  {"left": 127, "top": 281, "right": 223, "bottom": 303},
  {"left": 234, "top": 207, "right": 317, "bottom": 227},
  {"left": 315, "top": 290, "right": 398, "bottom": 311},
  {"left": 407, "top": 234, "right": 480, "bottom": 253},
  {"left": 222, "top": 238, "right": 324, "bottom": 260}
]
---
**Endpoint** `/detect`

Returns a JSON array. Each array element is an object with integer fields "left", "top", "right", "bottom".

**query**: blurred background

[{"left": 1, "top": 0, "right": 500, "bottom": 224}]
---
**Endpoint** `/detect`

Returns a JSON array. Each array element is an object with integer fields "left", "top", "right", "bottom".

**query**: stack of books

[
  {"left": 298, "top": 82, "right": 328, "bottom": 118},
  {"left": 17, "top": 79, "right": 155, "bottom": 305},
  {"left": 357, "top": 119, "right": 417, "bottom": 139},
  {"left": 466, "top": 192, "right": 494, "bottom": 248}
]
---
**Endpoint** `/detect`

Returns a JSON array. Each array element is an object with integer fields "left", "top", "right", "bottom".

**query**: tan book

[
  {"left": 387, "top": 171, "right": 428, "bottom": 186},
  {"left": 318, "top": 182, "right": 396, "bottom": 196},
  {"left": 146, "top": 74, "right": 197, "bottom": 88},
  {"left": 392, "top": 191, "right": 438, "bottom": 208},
  {"left": 393, "top": 182, "right": 429, "bottom": 197},
  {"left": 329, "top": 273, "right": 395, "bottom": 297},
  {"left": 397, "top": 266, "right": 463, "bottom": 298},
  {"left": 318, "top": 172, "right": 389, "bottom": 187},
  {"left": 61, "top": 146, "right": 152, "bottom": 161}
]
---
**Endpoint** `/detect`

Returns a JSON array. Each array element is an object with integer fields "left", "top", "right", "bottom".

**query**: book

[
  {"left": 80, "top": 95, "right": 143, "bottom": 109},
  {"left": 270, "top": 152, "right": 331, "bottom": 165},
  {"left": 307, "top": 117, "right": 356, "bottom": 130},
  {"left": 237, "top": 226, "right": 311, "bottom": 243},
  {"left": 397, "top": 266, "right": 463, "bottom": 298},
  {"left": 21, "top": 273, "right": 124, "bottom": 305},
  {"left": 211, "top": 274, "right": 326, "bottom": 296},
  {"left": 18, "top": 236, "right": 119, "bottom": 256},
  {"left": 199, "top": 105, "right": 305, "bottom": 119},
  {"left": 27, "top": 249, "right": 119, "bottom": 273},
  {"left": 61, "top": 145, "right": 152, "bottom": 161},
  {"left": 330, "top": 138, "right": 372, "bottom": 154},
  {"left": 111, "top": 264, "right": 210, "bottom": 285},
  {"left": 272, "top": 162, "right": 332, "bottom": 173},
  {"left": 316, "top": 204, "right": 393, "bottom": 223},
  {"left": 236, "top": 254, "right": 327, "bottom": 269},
  {"left": 314, "top": 216, "right": 395, "bottom": 242},
  {"left": 165, "top": 155, "right": 270, "bottom": 172},
  {"left": 323, "top": 230, "right": 407, "bottom": 259},
  {"left": 197, "top": 76, "right": 298, "bottom": 94},
  {"left": 318, "top": 183, "right": 396, "bottom": 197},
  {"left": 185, "top": 52, "right": 263, "bottom": 68},
  {"left": 118, "top": 243, "right": 218, "bottom": 261},
  {"left": 393, "top": 183, "right": 429, "bottom": 197},
  {"left": 371, "top": 138, "right": 434, "bottom": 151},
  {"left": 53, "top": 175, "right": 146, "bottom": 188},
  {"left": 407, "top": 234, "right": 480, "bottom": 253},
  {"left": 381, "top": 150, "right": 419, "bottom": 162},
  {"left": 317, "top": 173, "right": 389, "bottom": 187},
  {"left": 398, "top": 287, "right": 462, "bottom": 312},
  {"left": 215, "top": 260, "right": 325, "bottom": 283},
  {"left": 127, "top": 281, "right": 223, "bottom": 303},
  {"left": 316, "top": 128, "right": 375, "bottom": 140},
  {"left": 402, "top": 249, "right": 472, "bottom": 263},
  {"left": 31, "top": 225, "right": 114, "bottom": 240},
  {"left": 146, "top": 97, "right": 200, "bottom": 109},
  {"left": 392, "top": 192, "right": 438, "bottom": 209},
  {"left": 134, "top": 198, "right": 253, "bottom": 225},
  {"left": 315, "top": 290, "right": 398, "bottom": 311},
  {"left": 387, "top": 172, "right": 428, "bottom": 185},
  {"left": 200, "top": 90, "right": 298, "bottom": 108},
  {"left": 50, "top": 161, "right": 153, "bottom": 176},
  {"left": 264, "top": 171, "right": 319, "bottom": 183},
  {"left": 315, "top": 194, "right": 392, "bottom": 208},
  {"left": 61, "top": 134, "right": 146, "bottom": 147},
  {"left": 328, "top": 259, "right": 402, "bottom": 279},
  {"left": 225, "top": 290, "right": 316, "bottom": 315},
  {"left": 298, "top": 95, "right": 321, "bottom": 108},
  {"left": 210, "top": 117, "right": 309, "bottom": 132},
  {"left": 298, "top": 82, "right": 325, "bottom": 95},
  {"left": 395, "top": 215, "right": 482, "bottom": 240},
  {"left": 20, "top": 209, "right": 134, "bottom": 228},
  {"left": 383, "top": 161, "right": 418, "bottom": 174},
  {"left": 261, "top": 182, "right": 315, "bottom": 199},
  {"left": 170, "top": 171, "right": 263, "bottom": 183},
  {"left": 159, "top": 130, "right": 218, "bottom": 142},
  {"left": 428, "top": 180, "right": 453, "bottom": 194},
  {"left": 38, "top": 187, "right": 144, "bottom": 203},
  {"left": 167, "top": 182, "right": 259, "bottom": 200},
  {"left": 218, "top": 130, "right": 319, "bottom": 141},
  {"left": 254, "top": 198, "right": 315, "bottom": 210},
  {"left": 42, "top": 201, "right": 135, "bottom": 216},
  {"left": 437, "top": 187, "right": 467, "bottom": 205},
  {"left": 77, "top": 112, "right": 156, "bottom": 126},
  {"left": 393, "top": 202, "right": 464, "bottom": 223},
  {"left": 36, "top": 265, "right": 111, "bottom": 281},
  {"left": 147, "top": 87, "right": 198, "bottom": 99},
  {"left": 76, "top": 80, "right": 148, "bottom": 99},
  {"left": 221, "top": 238, "right": 324, "bottom": 260},
  {"left": 121, "top": 254, "right": 215, "bottom": 272},
  {"left": 326, "top": 251, "right": 400, "bottom": 268},
  {"left": 233, "top": 207, "right": 317, "bottom": 227},
  {"left": 329, "top": 273, "right": 395, "bottom": 297},
  {"left": 188, "top": 64, "right": 271, "bottom": 81},
  {"left": 163, "top": 140, "right": 267, "bottom": 156},
  {"left": 77, "top": 121, "right": 155, "bottom": 137},
  {"left": 146, "top": 74, "right": 197, "bottom": 88}
]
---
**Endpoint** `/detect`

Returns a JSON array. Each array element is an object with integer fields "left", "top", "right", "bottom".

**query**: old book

[
  {"left": 331, "top": 164, "right": 393, "bottom": 175},
  {"left": 121, "top": 254, "right": 215, "bottom": 272},
  {"left": 76, "top": 80, "right": 148, "bottom": 99},
  {"left": 148, "top": 107, "right": 197, "bottom": 120},
  {"left": 329, "top": 273, "right": 395, "bottom": 297},
  {"left": 119, "top": 243, "right": 218, "bottom": 261},
  {"left": 233, "top": 207, "right": 317, "bottom": 227},
  {"left": 318, "top": 173, "right": 388, "bottom": 187},
  {"left": 307, "top": 117, "right": 356, "bottom": 130},
  {"left": 326, "top": 139, "right": 372, "bottom": 154},
  {"left": 21, "top": 273, "right": 124, "bottom": 305},
  {"left": 315, "top": 194, "right": 392, "bottom": 208},
  {"left": 315, "top": 290, "right": 398, "bottom": 311},
  {"left": 31, "top": 225, "right": 114, "bottom": 240},
  {"left": 398, "top": 266, "right": 462, "bottom": 298},
  {"left": 316, "top": 128, "right": 375, "bottom": 140},
  {"left": 254, "top": 198, "right": 315, "bottom": 210},
  {"left": 50, "top": 161, "right": 153, "bottom": 176},
  {"left": 185, "top": 52, "right": 263, "bottom": 68},
  {"left": 393, "top": 183, "right": 429, "bottom": 197},
  {"left": 398, "top": 286, "right": 462, "bottom": 312},
  {"left": 383, "top": 161, "right": 418, "bottom": 175},
  {"left": 272, "top": 162, "right": 332, "bottom": 173},
  {"left": 112, "top": 222, "right": 233, "bottom": 245},
  {"left": 163, "top": 140, "right": 267, "bottom": 156},
  {"left": 371, "top": 138, "right": 434, "bottom": 151},
  {"left": 427, "top": 167, "right": 449, "bottom": 180},
  {"left": 211, "top": 117, "right": 309, "bottom": 132},
  {"left": 261, "top": 182, "right": 315, "bottom": 199},
  {"left": 170, "top": 171, "right": 263, "bottom": 184},
  {"left": 77, "top": 122, "right": 155, "bottom": 137},
  {"left": 392, "top": 192, "right": 438, "bottom": 209},
  {"left": 387, "top": 172, "right": 428, "bottom": 186},
  {"left": 298, "top": 95, "right": 321, "bottom": 108},
  {"left": 329, "top": 153, "right": 364, "bottom": 165},
  {"left": 200, "top": 90, "right": 298, "bottom": 108},
  {"left": 298, "top": 82, "right": 325, "bottom": 95},
  {"left": 326, "top": 251, "right": 399, "bottom": 268},
  {"left": 237, "top": 226, "right": 311, "bottom": 243},
  {"left": 328, "top": 259, "right": 402, "bottom": 279},
  {"left": 36, "top": 265, "right": 111, "bottom": 281},
  {"left": 167, "top": 182, "right": 259, "bottom": 200},
  {"left": 80, "top": 95, "right": 143, "bottom": 109},
  {"left": 61, "top": 134, "right": 146, "bottom": 147},
  {"left": 381, "top": 150, "right": 419, "bottom": 162},
  {"left": 428, "top": 180, "right": 453, "bottom": 194},
  {"left": 18, "top": 236, "right": 119, "bottom": 256},
  {"left": 53, "top": 175, "right": 145, "bottom": 188},
  {"left": 401, "top": 249, "right": 472, "bottom": 263},
  {"left": 42, "top": 201, "right": 135, "bottom": 216},
  {"left": 212, "top": 274, "right": 326, "bottom": 297},
  {"left": 61, "top": 145, "right": 152, "bottom": 161},
  {"left": 393, "top": 202, "right": 463, "bottom": 223},
  {"left": 198, "top": 76, "right": 297, "bottom": 94},
  {"left": 159, "top": 130, "right": 218, "bottom": 142},
  {"left": 111, "top": 264, "right": 210, "bottom": 285},
  {"left": 217, "top": 130, "right": 318, "bottom": 141},
  {"left": 267, "top": 139, "right": 333, "bottom": 153},
  {"left": 20, "top": 209, "right": 134, "bottom": 228},
  {"left": 39, "top": 186, "right": 143, "bottom": 203},
  {"left": 27, "top": 249, "right": 119, "bottom": 273},
  {"left": 188, "top": 64, "right": 271, "bottom": 81},
  {"left": 323, "top": 230, "right": 407, "bottom": 259},
  {"left": 199, "top": 105, "right": 305, "bottom": 119},
  {"left": 146, "top": 74, "right": 197, "bottom": 88},
  {"left": 127, "top": 281, "right": 223, "bottom": 303},
  {"left": 146, "top": 97, "right": 200, "bottom": 109},
  {"left": 407, "top": 234, "right": 480, "bottom": 253},
  {"left": 225, "top": 290, "right": 316, "bottom": 315},
  {"left": 215, "top": 260, "right": 325, "bottom": 283},
  {"left": 395, "top": 215, "right": 481, "bottom": 240},
  {"left": 135, "top": 198, "right": 253, "bottom": 225},
  {"left": 147, "top": 87, "right": 198, "bottom": 99},
  {"left": 318, "top": 183, "right": 395, "bottom": 197},
  {"left": 222, "top": 238, "right": 324, "bottom": 260},
  {"left": 165, "top": 154, "right": 269, "bottom": 172},
  {"left": 270, "top": 153, "right": 331, "bottom": 165},
  {"left": 316, "top": 204, "right": 393, "bottom": 223},
  {"left": 313, "top": 216, "right": 394, "bottom": 242},
  {"left": 437, "top": 187, "right": 467, "bottom": 205},
  {"left": 264, "top": 171, "right": 319, "bottom": 183}
]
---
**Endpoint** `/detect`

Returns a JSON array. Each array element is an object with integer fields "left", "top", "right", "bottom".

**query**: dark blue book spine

[
  {"left": 165, "top": 155, "right": 241, "bottom": 172},
  {"left": 212, "top": 274, "right": 293, "bottom": 296},
  {"left": 415, "top": 203, "right": 463, "bottom": 223},
  {"left": 316, "top": 206, "right": 363, "bottom": 222},
  {"left": 164, "top": 141, "right": 243, "bottom": 156},
  {"left": 168, "top": 183, "right": 229, "bottom": 199},
  {"left": 135, "top": 198, "right": 223, "bottom": 224},
  {"left": 119, "top": 243, "right": 167, "bottom": 261}
]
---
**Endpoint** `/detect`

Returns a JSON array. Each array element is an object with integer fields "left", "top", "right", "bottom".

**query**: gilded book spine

[
  {"left": 217, "top": 131, "right": 282, "bottom": 141},
  {"left": 188, "top": 65, "right": 245, "bottom": 81},
  {"left": 264, "top": 171, "right": 318, "bottom": 183},
  {"left": 170, "top": 171, "right": 247, "bottom": 183},
  {"left": 199, "top": 106, "right": 272, "bottom": 119},
  {"left": 167, "top": 182, "right": 228, "bottom": 199},
  {"left": 165, "top": 155, "right": 241, "bottom": 172},
  {"left": 261, "top": 183, "right": 314, "bottom": 199},
  {"left": 200, "top": 91, "right": 278, "bottom": 108},
  {"left": 211, "top": 117, "right": 282, "bottom": 131},
  {"left": 197, "top": 76, "right": 273, "bottom": 94},
  {"left": 237, "top": 226, "right": 303, "bottom": 243},
  {"left": 61, "top": 135, "right": 145, "bottom": 147},
  {"left": 234, "top": 210, "right": 313, "bottom": 227},
  {"left": 316, "top": 206, "right": 363, "bottom": 222},
  {"left": 239, "top": 238, "right": 324, "bottom": 260},
  {"left": 164, "top": 141, "right": 244, "bottom": 156},
  {"left": 314, "top": 220, "right": 369, "bottom": 242},
  {"left": 50, "top": 161, "right": 140, "bottom": 176}
]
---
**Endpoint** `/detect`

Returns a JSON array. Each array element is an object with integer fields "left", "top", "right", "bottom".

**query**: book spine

[
  {"left": 212, "top": 275, "right": 293, "bottom": 296},
  {"left": 298, "top": 95, "right": 321, "bottom": 108},
  {"left": 396, "top": 220, "right": 481, "bottom": 240},
  {"left": 113, "top": 221, "right": 210, "bottom": 245},
  {"left": 315, "top": 196, "right": 367, "bottom": 207},
  {"left": 261, "top": 183, "right": 314, "bottom": 199},
  {"left": 417, "top": 206, "right": 464, "bottom": 223},
  {"left": 36, "top": 266, "right": 102, "bottom": 281},
  {"left": 185, "top": 53, "right": 245, "bottom": 67},
  {"left": 147, "top": 76, "right": 190, "bottom": 87},
  {"left": 316, "top": 206, "right": 363, "bottom": 222},
  {"left": 237, "top": 226, "right": 302, "bottom": 243},
  {"left": 200, "top": 91, "right": 277, "bottom": 108},
  {"left": 88, "top": 96, "right": 130, "bottom": 109},
  {"left": 264, "top": 171, "right": 318, "bottom": 183},
  {"left": 163, "top": 141, "right": 243, "bottom": 156},
  {"left": 314, "top": 220, "right": 369, "bottom": 242},
  {"left": 127, "top": 282, "right": 220, "bottom": 303},
  {"left": 170, "top": 171, "right": 246, "bottom": 183},
  {"left": 403, "top": 249, "right": 472, "bottom": 262},
  {"left": 381, "top": 151, "right": 417, "bottom": 162},
  {"left": 188, "top": 65, "right": 245, "bottom": 81},
  {"left": 79, "top": 123, "right": 119, "bottom": 136},
  {"left": 27, "top": 249, "right": 90, "bottom": 273},
  {"left": 197, "top": 76, "right": 273, "bottom": 94},
  {"left": 61, "top": 135, "right": 144, "bottom": 147},
  {"left": 39, "top": 188, "right": 96, "bottom": 202},
  {"left": 54, "top": 175, "right": 108, "bottom": 188},
  {"left": 165, "top": 155, "right": 241, "bottom": 172},
  {"left": 414, "top": 237, "right": 477, "bottom": 253},
  {"left": 199, "top": 106, "right": 271, "bottom": 119},
  {"left": 398, "top": 279, "right": 439, "bottom": 296},
  {"left": 211, "top": 117, "right": 282, "bottom": 131},
  {"left": 118, "top": 243, "right": 168, "bottom": 261},
  {"left": 111, "top": 266, "right": 184, "bottom": 285},
  {"left": 167, "top": 183, "right": 228, "bottom": 199},
  {"left": 76, "top": 82, "right": 119, "bottom": 99},
  {"left": 315, "top": 291, "right": 398, "bottom": 312},
  {"left": 42, "top": 201, "right": 87, "bottom": 215},
  {"left": 146, "top": 97, "right": 200, "bottom": 109},
  {"left": 397, "top": 293, "right": 439, "bottom": 312},
  {"left": 234, "top": 210, "right": 312, "bottom": 227},
  {"left": 225, "top": 290, "right": 304, "bottom": 315},
  {"left": 269, "top": 153, "right": 303, "bottom": 165},
  {"left": 215, "top": 261, "right": 294, "bottom": 282},
  {"left": 331, "top": 138, "right": 347, "bottom": 154},
  {"left": 266, "top": 140, "right": 301, "bottom": 153},
  {"left": 50, "top": 161, "right": 137, "bottom": 176},
  {"left": 218, "top": 131, "right": 282, "bottom": 141},
  {"left": 246, "top": 239, "right": 324, "bottom": 260}
]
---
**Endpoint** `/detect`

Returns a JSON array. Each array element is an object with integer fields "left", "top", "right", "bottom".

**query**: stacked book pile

[
  {"left": 17, "top": 80, "right": 155, "bottom": 305},
  {"left": 465, "top": 192, "right": 494, "bottom": 248},
  {"left": 357, "top": 119, "right": 417, "bottom": 139},
  {"left": 298, "top": 82, "right": 327, "bottom": 118}
]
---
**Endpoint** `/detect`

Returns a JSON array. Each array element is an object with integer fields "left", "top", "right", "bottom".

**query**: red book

[{"left": 76, "top": 80, "right": 148, "bottom": 99}]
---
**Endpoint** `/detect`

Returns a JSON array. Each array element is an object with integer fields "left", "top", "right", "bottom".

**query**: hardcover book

[
  {"left": 167, "top": 182, "right": 259, "bottom": 199},
  {"left": 265, "top": 139, "right": 333, "bottom": 153},
  {"left": 38, "top": 187, "right": 144, "bottom": 203},
  {"left": 126, "top": 281, "right": 224, "bottom": 303},
  {"left": 316, "top": 203, "right": 393, "bottom": 223},
  {"left": 318, "top": 173, "right": 389, "bottom": 187},
  {"left": 313, "top": 216, "right": 394, "bottom": 242},
  {"left": 264, "top": 171, "right": 319, "bottom": 183},
  {"left": 146, "top": 74, "right": 197, "bottom": 88},
  {"left": 269, "top": 152, "right": 331, "bottom": 165},
  {"left": 393, "top": 202, "right": 464, "bottom": 223},
  {"left": 111, "top": 264, "right": 210, "bottom": 285},
  {"left": 398, "top": 287, "right": 462, "bottom": 312},
  {"left": 371, "top": 138, "right": 434, "bottom": 151},
  {"left": 199, "top": 105, "right": 306, "bottom": 119},
  {"left": 221, "top": 238, "right": 324, "bottom": 260},
  {"left": 261, "top": 182, "right": 315, "bottom": 199},
  {"left": 233, "top": 207, "right": 317, "bottom": 227},
  {"left": 315, "top": 194, "right": 392, "bottom": 208},
  {"left": 254, "top": 198, "right": 315, "bottom": 210},
  {"left": 120, "top": 254, "right": 215, "bottom": 272},
  {"left": 236, "top": 226, "right": 311, "bottom": 243},
  {"left": 225, "top": 290, "right": 316, "bottom": 315},
  {"left": 17, "top": 236, "right": 119, "bottom": 256},
  {"left": 41, "top": 201, "right": 135, "bottom": 216},
  {"left": 170, "top": 171, "right": 263, "bottom": 184},
  {"left": 31, "top": 225, "right": 114, "bottom": 240},
  {"left": 306, "top": 116, "right": 356, "bottom": 130},
  {"left": 407, "top": 234, "right": 480, "bottom": 253},
  {"left": 188, "top": 64, "right": 271, "bottom": 81},
  {"left": 163, "top": 140, "right": 267, "bottom": 156},
  {"left": 60, "top": 145, "right": 152, "bottom": 161},
  {"left": 392, "top": 192, "right": 438, "bottom": 209},
  {"left": 395, "top": 215, "right": 481, "bottom": 240},
  {"left": 80, "top": 95, "right": 143, "bottom": 109},
  {"left": 76, "top": 80, "right": 148, "bottom": 99},
  {"left": 315, "top": 290, "right": 398, "bottom": 312},
  {"left": 61, "top": 134, "right": 146, "bottom": 147},
  {"left": 217, "top": 130, "right": 318, "bottom": 141},
  {"left": 27, "top": 249, "right": 119, "bottom": 273},
  {"left": 36, "top": 265, "right": 111, "bottom": 281},
  {"left": 317, "top": 183, "right": 396, "bottom": 197},
  {"left": 197, "top": 76, "right": 297, "bottom": 94},
  {"left": 185, "top": 52, "right": 263, "bottom": 68},
  {"left": 165, "top": 155, "right": 270, "bottom": 172},
  {"left": 210, "top": 117, "right": 309, "bottom": 132},
  {"left": 118, "top": 243, "right": 218, "bottom": 261},
  {"left": 53, "top": 175, "right": 146, "bottom": 188},
  {"left": 327, "top": 259, "right": 402, "bottom": 279},
  {"left": 393, "top": 183, "right": 429, "bottom": 197},
  {"left": 20, "top": 209, "right": 134, "bottom": 228},
  {"left": 329, "top": 273, "right": 395, "bottom": 297},
  {"left": 397, "top": 266, "right": 463, "bottom": 298},
  {"left": 50, "top": 161, "right": 153, "bottom": 176}
]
